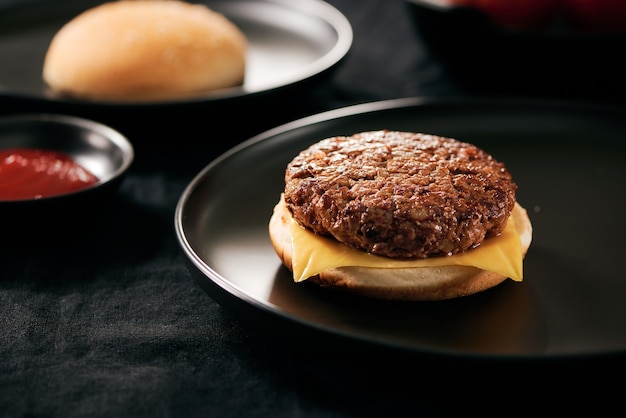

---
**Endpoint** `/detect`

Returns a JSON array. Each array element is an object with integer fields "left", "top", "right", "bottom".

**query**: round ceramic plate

[
  {"left": 175, "top": 97, "right": 626, "bottom": 359},
  {"left": 0, "top": 0, "right": 352, "bottom": 106}
]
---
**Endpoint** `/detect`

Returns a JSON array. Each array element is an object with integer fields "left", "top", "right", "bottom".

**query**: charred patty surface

[{"left": 283, "top": 130, "right": 517, "bottom": 259}]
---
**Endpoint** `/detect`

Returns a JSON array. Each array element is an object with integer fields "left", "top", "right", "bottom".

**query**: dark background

[{"left": 1, "top": 0, "right": 625, "bottom": 416}]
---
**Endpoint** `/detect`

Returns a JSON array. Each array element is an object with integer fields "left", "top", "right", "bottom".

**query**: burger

[{"left": 269, "top": 130, "right": 532, "bottom": 301}]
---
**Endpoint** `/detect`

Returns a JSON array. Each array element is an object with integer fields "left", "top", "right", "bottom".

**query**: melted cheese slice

[{"left": 290, "top": 206, "right": 524, "bottom": 283}]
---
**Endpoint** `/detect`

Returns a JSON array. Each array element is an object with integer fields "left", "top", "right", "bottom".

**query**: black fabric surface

[{"left": 1, "top": 1, "right": 625, "bottom": 416}]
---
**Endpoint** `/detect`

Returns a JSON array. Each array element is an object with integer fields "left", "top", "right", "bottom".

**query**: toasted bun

[
  {"left": 43, "top": 0, "right": 247, "bottom": 101},
  {"left": 269, "top": 197, "right": 533, "bottom": 301}
]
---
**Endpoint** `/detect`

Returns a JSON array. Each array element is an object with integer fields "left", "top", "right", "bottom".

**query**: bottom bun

[{"left": 269, "top": 198, "right": 533, "bottom": 301}]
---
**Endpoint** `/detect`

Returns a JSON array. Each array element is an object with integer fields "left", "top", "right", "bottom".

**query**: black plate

[
  {"left": 0, "top": 0, "right": 352, "bottom": 106},
  {"left": 175, "top": 97, "right": 626, "bottom": 359}
]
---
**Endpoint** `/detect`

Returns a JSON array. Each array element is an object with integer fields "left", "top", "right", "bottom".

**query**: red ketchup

[{"left": 0, "top": 148, "right": 99, "bottom": 200}]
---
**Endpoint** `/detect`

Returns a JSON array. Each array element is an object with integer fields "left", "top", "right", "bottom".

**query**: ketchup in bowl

[{"left": 0, "top": 148, "right": 99, "bottom": 200}]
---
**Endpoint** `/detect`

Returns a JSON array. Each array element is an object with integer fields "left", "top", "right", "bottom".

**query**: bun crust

[
  {"left": 269, "top": 197, "right": 533, "bottom": 301},
  {"left": 43, "top": 0, "right": 247, "bottom": 101}
]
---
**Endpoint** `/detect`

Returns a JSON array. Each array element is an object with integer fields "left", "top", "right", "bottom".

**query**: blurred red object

[
  {"left": 406, "top": 0, "right": 626, "bottom": 102},
  {"left": 448, "top": 0, "right": 559, "bottom": 30},
  {"left": 446, "top": 0, "right": 626, "bottom": 33},
  {"left": 562, "top": 0, "right": 626, "bottom": 32}
]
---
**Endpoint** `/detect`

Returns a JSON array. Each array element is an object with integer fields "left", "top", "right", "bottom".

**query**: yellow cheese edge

[{"left": 289, "top": 202, "right": 524, "bottom": 283}]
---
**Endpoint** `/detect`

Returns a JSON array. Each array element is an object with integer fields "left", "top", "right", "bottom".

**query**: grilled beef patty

[{"left": 283, "top": 130, "right": 517, "bottom": 259}]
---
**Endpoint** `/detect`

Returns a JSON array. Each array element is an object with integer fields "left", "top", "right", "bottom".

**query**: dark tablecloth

[{"left": 1, "top": 1, "right": 624, "bottom": 416}]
